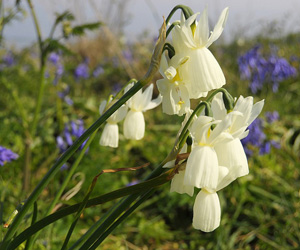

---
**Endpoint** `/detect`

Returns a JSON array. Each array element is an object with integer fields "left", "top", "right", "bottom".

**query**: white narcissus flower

[
  {"left": 99, "top": 98, "right": 128, "bottom": 148},
  {"left": 184, "top": 115, "right": 233, "bottom": 191},
  {"left": 124, "top": 83, "right": 162, "bottom": 140},
  {"left": 211, "top": 93, "right": 264, "bottom": 189},
  {"left": 172, "top": 7, "right": 229, "bottom": 98},
  {"left": 192, "top": 189, "right": 220, "bottom": 232},
  {"left": 156, "top": 53, "right": 191, "bottom": 116}
]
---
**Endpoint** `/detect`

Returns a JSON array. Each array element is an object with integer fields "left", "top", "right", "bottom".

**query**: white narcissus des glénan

[
  {"left": 124, "top": 83, "right": 162, "bottom": 140},
  {"left": 172, "top": 7, "right": 229, "bottom": 98},
  {"left": 184, "top": 114, "right": 233, "bottom": 191},
  {"left": 211, "top": 93, "right": 264, "bottom": 190},
  {"left": 156, "top": 52, "right": 191, "bottom": 116},
  {"left": 99, "top": 98, "right": 128, "bottom": 148}
]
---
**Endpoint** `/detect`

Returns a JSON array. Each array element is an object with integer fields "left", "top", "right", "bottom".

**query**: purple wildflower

[
  {"left": 0, "top": 146, "right": 18, "bottom": 166},
  {"left": 2, "top": 52, "right": 15, "bottom": 67},
  {"left": 242, "top": 116, "right": 281, "bottom": 157},
  {"left": 122, "top": 49, "right": 133, "bottom": 62},
  {"left": 48, "top": 52, "right": 60, "bottom": 65},
  {"left": 92, "top": 66, "right": 104, "bottom": 77},
  {"left": 57, "top": 85, "right": 73, "bottom": 105},
  {"left": 265, "top": 111, "right": 279, "bottom": 123},
  {"left": 56, "top": 120, "right": 88, "bottom": 153},
  {"left": 74, "top": 63, "right": 89, "bottom": 80},
  {"left": 238, "top": 45, "right": 297, "bottom": 94}
]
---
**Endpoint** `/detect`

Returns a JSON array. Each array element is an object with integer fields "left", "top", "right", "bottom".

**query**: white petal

[
  {"left": 209, "top": 115, "right": 233, "bottom": 145},
  {"left": 193, "top": 190, "right": 221, "bottom": 232},
  {"left": 211, "top": 93, "right": 226, "bottom": 120},
  {"left": 123, "top": 110, "right": 145, "bottom": 140},
  {"left": 138, "top": 84, "right": 154, "bottom": 111},
  {"left": 159, "top": 52, "right": 169, "bottom": 76},
  {"left": 162, "top": 160, "right": 175, "bottom": 168},
  {"left": 195, "top": 7, "right": 209, "bottom": 47},
  {"left": 206, "top": 7, "right": 229, "bottom": 48},
  {"left": 184, "top": 146, "right": 219, "bottom": 190},
  {"left": 180, "top": 48, "right": 225, "bottom": 98},
  {"left": 156, "top": 79, "right": 169, "bottom": 95},
  {"left": 108, "top": 104, "right": 128, "bottom": 123},
  {"left": 99, "top": 100, "right": 107, "bottom": 115},
  {"left": 170, "top": 170, "right": 194, "bottom": 196},
  {"left": 143, "top": 94, "right": 162, "bottom": 111},
  {"left": 215, "top": 138, "right": 249, "bottom": 190},
  {"left": 100, "top": 123, "right": 119, "bottom": 148},
  {"left": 248, "top": 99, "right": 265, "bottom": 125}
]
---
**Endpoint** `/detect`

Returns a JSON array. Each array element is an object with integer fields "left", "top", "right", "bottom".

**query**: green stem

[
  {"left": 27, "top": 0, "right": 42, "bottom": 49},
  {"left": 166, "top": 21, "right": 180, "bottom": 38},
  {"left": 2, "top": 82, "right": 143, "bottom": 249},
  {"left": 77, "top": 155, "right": 174, "bottom": 250},
  {"left": 30, "top": 64, "right": 46, "bottom": 136},
  {"left": 24, "top": 202, "right": 37, "bottom": 250},
  {"left": 165, "top": 5, "right": 193, "bottom": 25},
  {"left": 6, "top": 171, "right": 171, "bottom": 250},
  {"left": 30, "top": 130, "right": 97, "bottom": 246},
  {"left": 89, "top": 189, "right": 156, "bottom": 250}
]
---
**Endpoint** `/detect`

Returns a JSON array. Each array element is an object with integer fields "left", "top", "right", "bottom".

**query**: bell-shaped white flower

[
  {"left": 172, "top": 8, "right": 229, "bottom": 98},
  {"left": 99, "top": 98, "right": 128, "bottom": 148},
  {"left": 123, "top": 83, "right": 162, "bottom": 140},
  {"left": 211, "top": 93, "right": 264, "bottom": 187},
  {"left": 156, "top": 53, "right": 192, "bottom": 116},
  {"left": 192, "top": 189, "right": 221, "bottom": 232},
  {"left": 184, "top": 115, "right": 233, "bottom": 190}
]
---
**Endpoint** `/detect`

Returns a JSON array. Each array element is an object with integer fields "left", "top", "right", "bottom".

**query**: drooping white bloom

[
  {"left": 123, "top": 83, "right": 162, "bottom": 140},
  {"left": 192, "top": 189, "right": 221, "bottom": 232},
  {"left": 192, "top": 166, "right": 229, "bottom": 232},
  {"left": 184, "top": 115, "right": 233, "bottom": 190},
  {"left": 211, "top": 93, "right": 264, "bottom": 189},
  {"left": 172, "top": 8, "right": 229, "bottom": 98},
  {"left": 156, "top": 53, "right": 191, "bottom": 116},
  {"left": 99, "top": 98, "right": 128, "bottom": 148}
]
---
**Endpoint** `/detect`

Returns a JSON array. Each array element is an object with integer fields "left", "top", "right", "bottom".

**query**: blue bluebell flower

[
  {"left": 2, "top": 52, "right": 15, "bottom": 67},
  {"left": 92, "top": 65, "right": 104, "bottom": 77},
  {"left": 48, "top": 52, "right": 60, "bottom": 65},
  {"left": 0, "top": 146, "right": 18, "bottom": 166},
  {"left": 74, "top": 62, "right": 89, "bottom": 80},
  {"left": 56, "top": 120, "right": 88, "bottom": 153},
  {"left": 265, "top": 111, "right": 279, "bottom": 123},
  {"left": 57, "top": 85, "right": 73, "bottom": 106},
  {"left": 238, "top": 45, "right": 297, "bottom": 94}
]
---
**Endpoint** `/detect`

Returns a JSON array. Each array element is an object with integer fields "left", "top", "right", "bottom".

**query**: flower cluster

[
  {"left": 242, "top": 111, "right": 280, "bottom": 156},
  {"left": 167, "top": 93, "right": 264, "bottom": 232},
  {"left": 0, "top": 146, "right": 18, "bottom": 166},
  {"left": 56, "top": 120, "right": 87, "bottom": 153},
  {"left": 157, "top": 7, "right": 228, "bottom": 116},
  {"left": 99, "top": 84, "right": 162, "bottom": 148},
  {"left": 238, "top": 45, "right": 297, "bottom": 94}
]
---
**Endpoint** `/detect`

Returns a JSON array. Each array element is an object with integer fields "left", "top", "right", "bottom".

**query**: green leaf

[
  {"left": 71, "top": 22, "right": 102, "bottom": 36},
  {"left": 42, "top": 39, "right": 74, "bottom": 56},
  {"left": 55, "top": 11, "right": 75, "bottom": 24}
]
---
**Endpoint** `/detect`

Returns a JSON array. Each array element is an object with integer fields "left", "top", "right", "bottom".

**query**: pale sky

[{"left": 4, "top": 0, "right": 300, "bottom": 48}]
